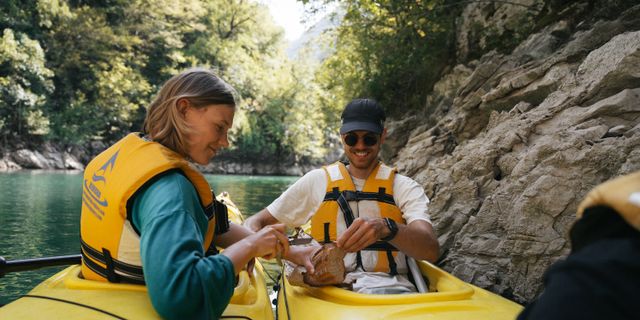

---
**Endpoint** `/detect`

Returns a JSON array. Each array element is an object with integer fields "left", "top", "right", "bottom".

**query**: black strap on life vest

[
  {"left": 386, "top": 250, "right": 398, "bottom": 275},
  {"left": 336, "top": 190, "right": 355, "bottom": 226},
  {"left": 324, "top": 187, "right": 400, "bottom": 274},
  {"left": 361, "top": 241, "right": 398, "bottom": 251},
  {"left": 323, "top": 189, "right": 396, "bottom": 206},
  {"left": 80, "top": 239, "right": 145, "bottom": 285},
  {"left": 202, "top": 199, "right": 214, "bottom": 220},
  {"left": 212, "top": 198, "right": 230, "bottom": 235},
  {"left": 204, "top": 197, "right": 230, "bottom": 256},
  {"left": 102, "top": 249, "right": 119, "bottom": 283},
  {"left": 323, "top": 222, "right": 331, "bottom": 243},
  {"left": 336, "top": 190, "right": 365, "bottom": 270},
  {"left": 361, "top": 240, "right": 398, "bottom": 274}
]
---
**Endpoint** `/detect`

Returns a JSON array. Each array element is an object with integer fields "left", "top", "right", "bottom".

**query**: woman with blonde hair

[{"left": 79, "top": 68, "right": 313, "bottom": 319}]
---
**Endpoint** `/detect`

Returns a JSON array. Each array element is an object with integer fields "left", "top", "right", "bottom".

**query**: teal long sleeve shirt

[{"left": 130, "top": 171, "right": 235, "bottom": 319}]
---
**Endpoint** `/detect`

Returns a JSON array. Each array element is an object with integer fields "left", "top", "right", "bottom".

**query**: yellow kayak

[
  {"left": 0, "top": 192, "right": 274, "bottom": 320},
  {"left": 0, "top": 263, "right": 272, "bottom": 319},
  {"left": 277, "top": 260, "right": 522, "bottom": 320}
]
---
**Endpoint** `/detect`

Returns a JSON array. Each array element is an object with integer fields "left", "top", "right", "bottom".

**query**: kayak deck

[
  {"left": 0, "top": 263, "right": 273, "bottom": 319},
  {"left": 277, "top": 260, "right": 522, "bottom": 320}
]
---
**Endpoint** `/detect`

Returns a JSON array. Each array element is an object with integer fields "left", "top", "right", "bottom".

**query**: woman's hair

[{"left": 143, "top": 68, "right": 237, "bottom": 156}]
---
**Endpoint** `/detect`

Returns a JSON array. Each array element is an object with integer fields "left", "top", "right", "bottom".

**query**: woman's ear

[{"left": 177, "top": 98, "right": 190, "bottom": 116}]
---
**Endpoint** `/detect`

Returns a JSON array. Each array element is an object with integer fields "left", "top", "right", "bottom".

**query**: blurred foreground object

[{"left": 518, "top": 171, "right": 640, "bottom": 320}]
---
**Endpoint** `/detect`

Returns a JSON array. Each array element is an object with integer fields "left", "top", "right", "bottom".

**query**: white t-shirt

[
  {"left": 267, "top": 167, "right": 432, "bottom": 293},
  {"left": 267, "top": 168, "right": 432, "bottom": 227}
]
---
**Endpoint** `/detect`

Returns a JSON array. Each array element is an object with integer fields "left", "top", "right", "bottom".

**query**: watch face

[{"left": 391, "top": 219, "right": 398, "bottom": 232}]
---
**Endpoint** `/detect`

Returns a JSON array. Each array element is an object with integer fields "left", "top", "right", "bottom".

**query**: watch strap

[{"left": 381, "top": 217, "right": 398, "bottom": 241}]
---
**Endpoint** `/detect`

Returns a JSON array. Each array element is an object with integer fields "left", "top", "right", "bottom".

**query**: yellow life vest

[
  {"left": 80, "top": 133, "right": 219, "bottom": 284},
  {"left": 577, "top": 170, "right": 640, "bottom": 230},
  {"left": 310, "top": 161, "right": 405, "bottom": 274}
]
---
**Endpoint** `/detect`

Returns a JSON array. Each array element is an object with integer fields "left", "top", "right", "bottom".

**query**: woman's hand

[
  {"left": 284, "top": 245, "right": 320, "bottom": 274},
  {"left": 221, "top": 223, "right": 289, "bottom": 274},
  {"left": 247, "top": 224, "right": 290, "bottom": 259}
]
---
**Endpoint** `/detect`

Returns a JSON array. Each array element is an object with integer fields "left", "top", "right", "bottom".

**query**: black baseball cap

[{"left": 339, "top": 99, "right": 386, "bottom": 134}]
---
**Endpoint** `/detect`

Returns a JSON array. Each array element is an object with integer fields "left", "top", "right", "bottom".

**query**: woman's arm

[
  {"left": 218, "top": 223, "right": 289, "bottom": 274},
  {"left": 132, "top": 173, "right": 286, "bottom": 319},
  {"left": 138, "top": 211, "right": 236, "bottom": 319},
  {"left": 214, "top": 222, "right": 253, "bottom": 247}
]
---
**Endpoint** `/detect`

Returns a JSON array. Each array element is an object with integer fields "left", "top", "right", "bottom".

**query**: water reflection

[{"left": 207, "top": 174, "right": 298, "bottom": 216}]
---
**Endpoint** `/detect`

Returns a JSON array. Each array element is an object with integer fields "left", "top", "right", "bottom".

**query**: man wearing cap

[{"left": 246, "top": 98, "right": 439, "bottom": 294}]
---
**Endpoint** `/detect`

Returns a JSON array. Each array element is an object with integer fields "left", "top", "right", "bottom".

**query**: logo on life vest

[{"left": 82, "top": 150, "right": 119, "bottom": 220}]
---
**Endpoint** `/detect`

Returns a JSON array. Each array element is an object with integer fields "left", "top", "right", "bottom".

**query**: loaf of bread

[{"left": 304, "top": 242, "right": 346, "bottom": 286}]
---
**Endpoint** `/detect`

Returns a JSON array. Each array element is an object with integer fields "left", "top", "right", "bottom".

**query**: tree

[
  {"left": 308, "top": 0, "right": 459, "bottom": 116},
  {"left": 0, "top": 0, "right": 336, "bottom": 167},
  {"left": 0, "top": 29, "right": 54, "bottom": 140}
]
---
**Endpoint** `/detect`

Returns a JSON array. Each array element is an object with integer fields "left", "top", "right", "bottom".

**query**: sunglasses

[{"left": 343, "top": 133, "right": 379, "bottom": 147}]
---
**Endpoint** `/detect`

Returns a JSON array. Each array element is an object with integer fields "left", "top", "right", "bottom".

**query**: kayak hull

[{"left": 277, "top": 260, "right": 522, "bottom": 320}]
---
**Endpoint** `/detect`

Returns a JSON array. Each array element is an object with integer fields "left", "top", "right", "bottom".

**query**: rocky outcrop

[
  {"left": 1, "top": 142, "right": 85, "bottom": 170},
  {"left": 389, "top": 4, "right": 640, "bottom": 303},
  {"left": 456, "top": 0, "right": 545, "bottom": 62}
]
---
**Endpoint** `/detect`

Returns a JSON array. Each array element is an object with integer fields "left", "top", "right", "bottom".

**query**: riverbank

[{"left": 0, "top": 142, "right": 327, "bottom": 176}]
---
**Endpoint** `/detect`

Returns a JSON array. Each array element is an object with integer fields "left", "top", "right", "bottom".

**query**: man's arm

[
  {"left": 244, "top": 208, "right": 280, "bottom": 232},
  {"left": 213, "top": 223, "right": 253, "bottom": 248},
  {"left": 245, "top": 169, "right": 327, "bottom": 232},
  {"left": 389, "top": 220, "right": 439, "bottom": 262},
  {"left": 337, "top": 218, "right": 439, "bottom": 262}
]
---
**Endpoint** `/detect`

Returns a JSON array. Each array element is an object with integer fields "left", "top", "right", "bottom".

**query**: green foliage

[
  {"left": 310, "top": 0, "right": 459, "bottom": 116},
  {"left": 0, "top": 1, "right": 41, "bottom": 36},
  {"left": 467, "top": 4, "right": 539, "bottom": 60},
  {"left": 38, "top": 3, "right": 149, "bottom": 142},
  {"left": 178, "top": 0, "right": 331, "bottom": 163},
  {"left": 0, "top": 0, "right": 464, "bottom": 164},
  {"left": 0, "top": 0, "right": 331, "bottom": 166},
  {"left": 120, "top": 0, "right": 207, "bottom": 83},
  {"left": 0, "top": 28, "right": 54, "bottom": 137}
]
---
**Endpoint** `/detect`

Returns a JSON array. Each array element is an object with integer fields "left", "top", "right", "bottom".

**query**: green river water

[{"left": 0, "top": 171, "right": 298, "bottom": 305}]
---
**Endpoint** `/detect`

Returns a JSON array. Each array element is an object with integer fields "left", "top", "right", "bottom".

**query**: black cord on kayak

[
  {"left": 280, "top": 264, "right": 292, "bottom": 320},
  {"left": 274, "top": 272, "right": 281, "bottom": 320},
  {"left": 21, "top": 295, "right": 127, "bottom": 319}
]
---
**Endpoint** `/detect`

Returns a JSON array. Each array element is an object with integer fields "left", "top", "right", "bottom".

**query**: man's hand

[
  {"left": 336, "top": 218, "right": 439, "bottom": 262},
  {"left": 336, "top": 217, "right": 389, "bottom": 252}
]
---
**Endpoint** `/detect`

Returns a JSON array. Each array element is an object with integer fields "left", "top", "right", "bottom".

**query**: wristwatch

[{"left": 381, "top": 218, "right": 398, "bottom": 241}]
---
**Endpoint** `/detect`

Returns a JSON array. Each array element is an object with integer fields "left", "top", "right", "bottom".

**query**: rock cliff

[{"left": 387, "top": 2, "right": 640, "bottom": 303}]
